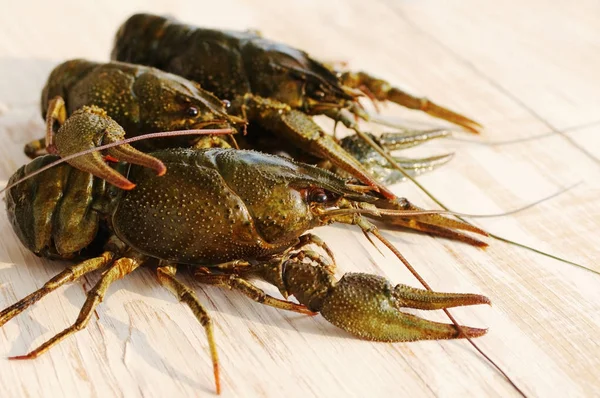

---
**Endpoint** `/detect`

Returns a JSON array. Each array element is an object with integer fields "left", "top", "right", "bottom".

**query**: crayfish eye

[
  {"left": 314, "top": 90, "right": 325, "bottom": 99},
  {"left": 307, "top": 188, "right": 329, "bottom": 203},
  {"left": 222, "top": 99, "right": 231, "bottom": 109},
  {"left": 186, "top": 106, "right": 199, "bottom": 117}
]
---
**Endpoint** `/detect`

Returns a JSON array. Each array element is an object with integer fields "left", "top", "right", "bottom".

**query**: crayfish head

[
  {"left": 301, "top": 76, "right": 359, "bottom": 115},
  {"left": 133, "top": 70, "right": 241, "bottom": 139}
]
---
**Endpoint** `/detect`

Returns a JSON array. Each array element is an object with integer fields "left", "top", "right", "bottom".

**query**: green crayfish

[{"left": 3, "top": 146, "right": 489, "bottom": 394}]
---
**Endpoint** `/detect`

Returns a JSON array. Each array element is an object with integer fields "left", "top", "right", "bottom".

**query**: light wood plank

[{"left": 0, "top": 1, "right": 598, "bottom": 397}]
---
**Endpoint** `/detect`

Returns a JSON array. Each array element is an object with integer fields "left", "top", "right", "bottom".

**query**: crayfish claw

[
  {"left": 53, "top": 105, "right": 166, "bottom": 190},
  {"left": 376, "top": 129, "right": 452, "bottom": 150},
  {"left": 65, "top": 145, "right": 137, "bottom": 190},
  {"left": 340, "top": 71, "right": 482, "bottom": 134},
  {"left": 283, "top": 261, "right": 488, "bottom": 342},
  {"left": 339, "top": 132, "right": 454, "bottom": 185},
  {"left": 418, "top": 99, "right": 483, "bottom": 134},
  {"left": 319, "top": 273, "right": 489, "bottom": 342},
  {"left": 372, "top": 197, "right": 489, "bottom": 246},
  {"left": 105, "top": 144, "right": 167, "bottom": 177}
]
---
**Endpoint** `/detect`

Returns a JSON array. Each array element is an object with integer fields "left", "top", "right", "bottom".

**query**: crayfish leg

[
  {"left": 0, "top": 251, "right": 114, "bottom": 328},
  {"left": 194, "top": 271, "right": 314, "bottom": 315},
  {"left": 156, "top": 264, "right": 221, "bottom": 395},
  {"left": 293, "top": 233, "right": 336, "bottom": 272},
  {"left": 339, "top": 71, "right": 482, "bottom": 134},
  {"left": 9, "top": 251, "right": 144, "bottom": 360}
]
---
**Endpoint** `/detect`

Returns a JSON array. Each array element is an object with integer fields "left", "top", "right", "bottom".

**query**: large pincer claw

[
  {"left": 320, "top": 273, "right": 489, "bottom": 342},
  {"left": 52, "top": 105, "right": 166, "bottom": 190}
]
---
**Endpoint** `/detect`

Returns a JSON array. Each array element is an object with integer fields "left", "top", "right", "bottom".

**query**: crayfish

[
  {"left": 23, "top": 59, "right": 485, "bottom": 246},
  {"left": 113, "top": 14, "right": 481, "bottom": 135},
  {"left": 29, "top": 58, "right": 455, "bottom": 201},
  {"left": 110, "top": 13, "right": 480, "bottom": 191},
  {"left": 3, "top": 138, "right": 489, "bottom": 393},
  {"left": 25, "top": 13, "right": 483, "bottom": 203}
]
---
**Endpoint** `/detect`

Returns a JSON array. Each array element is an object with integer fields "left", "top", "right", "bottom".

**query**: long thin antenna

[
  {"left": 324, "top": 181, "right": 581, "bottom": 221},
  {"left": 350, "top": 127, "right": 594, "bottom": 273}
]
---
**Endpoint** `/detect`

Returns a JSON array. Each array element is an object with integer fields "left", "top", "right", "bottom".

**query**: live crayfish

[
  {"left": 30, "top": 58, "right": 455, "bottom": 200},
  {"left": 2, "top": 142, "right": 489, "bottom": 394},
  {"left": 110, "top": 13, "right": 479, "bottom": 189},
  {"left": 26, "top": 59, "right": 486, "bottom": 246},
  {"left": 1, "top": 11, "right": 518, "bottom": 395},
  {"left": 25, "top": 13, "right": 482, "bottom": 201},
  {"left": 112, "top": 13, "right": 482, "bottom": 135}
]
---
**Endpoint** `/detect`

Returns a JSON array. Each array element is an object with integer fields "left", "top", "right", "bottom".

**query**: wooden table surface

[{"left": 1, "top": 1, "right": 599, "bottom": 397}]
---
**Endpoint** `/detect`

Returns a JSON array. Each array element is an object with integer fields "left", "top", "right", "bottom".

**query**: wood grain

[{"left": 0, "top": 1, "right": 599, "bottom": 397}]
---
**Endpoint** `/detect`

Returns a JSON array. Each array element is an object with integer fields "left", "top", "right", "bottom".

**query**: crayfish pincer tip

[
  {"left": 8, "top": 354, "right": 31, "bottom": 361},
  {"left": 156, "top": 164, "right": 167, "bottom": 177},
  {"left": 120, "top": 181, "right": 137, "bottom": 190},
  {"left": 105, "top": 145, "right": 167, "bottom": 177},
  {"left": 463, "top": 326, "right": 488, "bottom": 339},
  {"left": 64, "top": 150, "right": 138, "bottom": 191}
]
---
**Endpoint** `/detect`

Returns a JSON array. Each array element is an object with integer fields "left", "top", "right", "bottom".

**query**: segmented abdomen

[{"left": 6, "top": 156, "right": 113, "bottom": 259}]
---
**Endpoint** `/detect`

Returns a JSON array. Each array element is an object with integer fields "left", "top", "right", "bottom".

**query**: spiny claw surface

[
  {"left": 320, "top": 273, "right": 488, "bottom": 342},
  {"left": 282, "top": 261, "right": 488, "bottom": 342},
  {"left": 376, "top": 129, "right": 451, "bottom": 151},
  {"left": 54, "top": 106, "right": 166, "bottom": 190}
]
